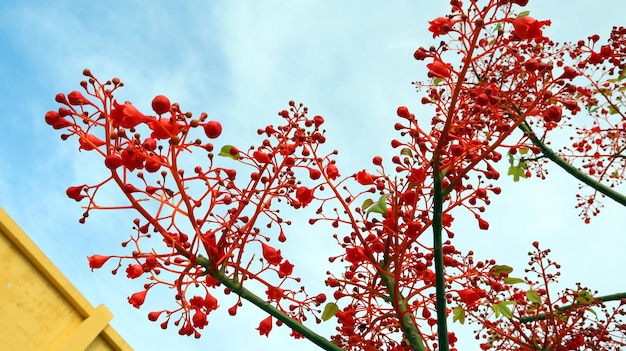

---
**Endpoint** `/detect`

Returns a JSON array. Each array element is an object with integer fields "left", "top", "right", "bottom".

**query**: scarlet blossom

[
  {"left": 278, "top": 260, "right": 294, "bottom": 278},
  {"left": 121, "top": 146, "right": 146, "bottom": 171},
  {"left": 510, "top": 16, "right": 551, "bottom": 40},
  {"left": 78, "top": 134, "right": 105, "bottom": 151},
  {"left": 458, "top": 288, "right": 485, "bottom": 306},
  {"left": 345, "top": 247, "right": 367, "bottom": 264},
  {"left": 192, "top": 310, "right": 208, "bottom": 329},
  {"left": 148, "top": 118, "right": 179, "bottom": 140},
  {"left": 295, "top": 186, "right": 314, "bottom": 207},
  {"left": 266, "top": 286, "right": 284, "bottom": 302},
  {"left": 261, "top": 243, "right": 282, "bottom": 266},
  {"left": 544, "top": 105, "right": 563, "bottom": 123},
  {"left": 326, "top": 163, "right": 340, "bottom": 180},
  {"left": 128, "top": 290, "right": 148, "bottom": 308},
  {"left": 67, "top": 91, "right": 93, "bottom": 106},
  {"left": 87, "top": 254, "right": 110, "bottom": 271},
  {"left": 256, "top": 316, "right": 273, "bottom": 337},
  {"left": 356, "top": 170, "right": 375, "bottom": 185},
  {"left": 427, "top": 59, "right": 452, "bottom": 78},
  {"left": 204, "top": 293, "right": 218, "bottom": 312},
  {"left": 126, "top": 264, "right": 144, "bottom": 279},
  {"left": 142, "top": 138, "right": 157, "bottom": 151},
  {"left": 104, "top": 155, "right": 123, "bottom": 170},
  {"left": 253, "top": 150, "right": 272, "bottom": 164},
  {"left": 110, "top": 101, "right": 152, "bottom": 128},
  {"left": 151, "top": 95, "right": 171, "bottom": 115},
  {"left": 428, "top": 17, "right": 454, "bottom": 38}
]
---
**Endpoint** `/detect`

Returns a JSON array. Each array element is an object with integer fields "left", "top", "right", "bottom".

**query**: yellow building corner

[{"left": 0, "top": 207, "right": 133, "bottom": 351}]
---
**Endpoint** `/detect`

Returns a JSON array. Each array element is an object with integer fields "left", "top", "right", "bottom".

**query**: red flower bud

[
  {"left": 203, "top": 121, "right": 222, "bottom": 139},
  {"left": 87, "top": 254, "right": 110, "bottom": 270},
  {"left": 151, "top": 95, "right": 171, "bottom": 115},
  {"left": 66, "top": 185, "right": 86, "bottom": 201}
]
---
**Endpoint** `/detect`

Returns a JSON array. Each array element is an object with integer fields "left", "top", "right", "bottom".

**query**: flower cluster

[
  {"left": 45, "top": 0, "right": 626, "bottom": 350},
  {"left": 46, "top": 71, "right": 340, "bottom": 338}
]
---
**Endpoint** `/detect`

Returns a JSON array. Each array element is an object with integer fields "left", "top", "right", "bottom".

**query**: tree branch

[{"left": 196, "top": 256, "right": 345, "bottom": 351}]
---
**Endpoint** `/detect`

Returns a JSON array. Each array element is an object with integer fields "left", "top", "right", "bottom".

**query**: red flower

[
  {"left": 126, "top": 264, "right": 144, "bottom": 279},
  {"left": 104, "top": 155, "right": 123, "bottom": 170},
  {"left": 192, "top": 310, "right": 208, "bottom": 329},
  {"left": 458, "top": 288, "right": 485, "bottom": 306},
  {"left": 326, "top": 163, "right": 340, "bottom": 180},
  {"left": 428, "top": 17, "right": 454, "bottom": 38},
  {"left": 278, "top": 260, "right": 294, "bottom": 278},
  {"left": 204, "top": 293, "right": 218, "bottom": 312},
  {"left": 78, "top": 134, "right": 105, "bottom": 151},
  {"left": 121, "top": 146, "right": 146, "bottom": 171},
  {"left": 510, "top": 16, "right": 551, "bottom": 40},
  {"left": 128, "top": 290, "right": 148, "bottom": 308},
  {"left": 253, "top": 150, "right": 272, "bottom": 164},
  {"left": 256, "top": 316, "right": 273, "bottom": 337},
  {"left": 427, "top": 59, "right": 452, "bottom": 78},
  {"left": 266, "top": 286, "right": 284, "bottom": 302},
  {"left": 261, "top": 243, "right": 282, "bottom": 266},
  {"left": 110, "top": 101, "right": 152, "bottom": 128},
  {"left": 356, "top": 170, "right": 375, "bottom": 185},
  {"left": 148, "top": 118, "right": 180, "bottom": 140},
  {"left": 295, "top": 186, "right": 314, "bottom": 207},
  {"left": 67, "top": 91, "right": 93, "bottom": 106},
  {"left": 87, "top": 255, "right": 110, "bottom": 271},
  {"left": 345, "top": 247, "right": 367, "bottom": 264},
  {"left": 544, "top": 105, "right": 563, "bottom": 123}
]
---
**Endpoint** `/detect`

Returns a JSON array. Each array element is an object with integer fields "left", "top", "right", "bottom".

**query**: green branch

[
  {"left": 432, "top": 173, "right": 450, "bottom": 351},
  {"left": 196, "top": 256, "right": 345, "bottom": 351},
  {"left": 518, "top": 121, "right": 626, "bottom": 207},
  {"left": 379, "top": 273, "right": 427, "bottom": 351},
  {"left": 520, "top": 291, "right": 626, "bottom": 323}
]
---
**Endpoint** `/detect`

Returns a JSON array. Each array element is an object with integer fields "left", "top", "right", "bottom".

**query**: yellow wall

[{"left": 0, "top": 207, "right": 132, "bottom": 351}]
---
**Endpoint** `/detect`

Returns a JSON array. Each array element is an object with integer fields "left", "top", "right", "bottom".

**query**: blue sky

[{"left": 1, "top": 1, "right": 625, "bottom": 350}]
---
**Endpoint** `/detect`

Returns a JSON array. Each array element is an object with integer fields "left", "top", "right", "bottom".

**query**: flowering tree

[{"left": 44, "top": 0, "right": 626, "bottom": 350}]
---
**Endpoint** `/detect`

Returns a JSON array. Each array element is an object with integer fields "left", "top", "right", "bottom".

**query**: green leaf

[
  {"left": 576, "top": 290, "right": 594, "bottom": 305},
  {"left": 321, "top": 302, "right": 339, "bottom": 321},
  {"left": 452, "top": 306, "right": 466, "bottom": 324},
  {"left": 490, "top": 265, "right": 513, "bottom": 276},
  {"left": 400, "top": 148, "right": 413, "bottom": 157},
  {"left": 518, "top": 147, "right": 529, "bottom": 155},
  {"left": 517, "top": 11, "right": 530, "bottom": 18},
  {"left": 608, "top": 105, "right": 620, "bottom": 115},
  {"left": 507, "top": 165, "right": 526, "bottom": 182},
  {"left": 218, "top": 145, "right": 240, "bottom": 160},
  {"left": 492, "top": 301, "right": 515, "bottom": 319},
  {"left": 433, "top": 77, "right": 443, "bottom": 85},
  {"left": 366, "top": 194, "right": 389, "bottom": 217},
  {"left": 526, "top": 289, "right": 541, "bottom": 303},
  {"left": 493, "top": 23, "right": 502, "bottom": 32},
  {"left": 504, "top": 277, "right": 526, "bottom": 285},
  {"left": 587, "top": 308, "right": 598, "bottom": 318},
  {"left": 361, "top": 198, "right": 374, "bottom": 210}
]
